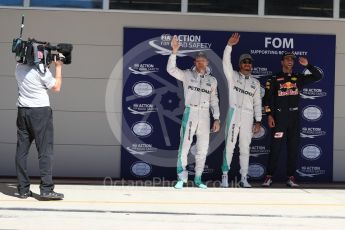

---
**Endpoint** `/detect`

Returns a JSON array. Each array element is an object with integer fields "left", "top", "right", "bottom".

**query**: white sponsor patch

[
  {"left": 252, "top": 66, "right": 273, "bottom": 77},
  {"left": 128, "top": 103, "right": 157, "bottom": 115},
  {"left": 149, "top": 33, "right": 211, "bottom": 57},
  {"left": 300, "top": 127, "right": 326, "bottom": 138},
  {"left": 300, "top": 88, "right": 327, "bottom": 100},
  {"left": 129, "top": 63, "right": 159, "bottom": 75},
  {"left": 274, "top": 132, "right": 284, "bottom": 138},
  {"left": 296, "top": 166, "right": 326, "bottom": 178},
  {"left": 250, "top": 145, "right": 270, "bottom": 157},
  {"left": 126, "top": 143, "right": 157, "bottom": 155}
]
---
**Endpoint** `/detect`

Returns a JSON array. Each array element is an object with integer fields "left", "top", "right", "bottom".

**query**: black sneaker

[
  {"left": 40, "top": 191, "right": 64, "bottom": 200},
  {"left": 18, "top": 190, "right": 32, "bottom": 199}
]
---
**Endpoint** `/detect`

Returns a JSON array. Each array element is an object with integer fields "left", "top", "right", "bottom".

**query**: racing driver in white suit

[
  {"left": 221, "top": 33, "right": 262, "bottom": 188},
  {"left": 167, "top": 35, "right": 220, "bottom": 189}
]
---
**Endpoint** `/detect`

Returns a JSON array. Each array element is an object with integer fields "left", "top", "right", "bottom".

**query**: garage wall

[{"left": 0, "top": 8, "right": 344, "bottom": 181}]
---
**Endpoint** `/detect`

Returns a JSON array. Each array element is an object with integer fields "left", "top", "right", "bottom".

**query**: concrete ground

[{"left": 1, "top": 180, "right": 345, "bottom": 230}]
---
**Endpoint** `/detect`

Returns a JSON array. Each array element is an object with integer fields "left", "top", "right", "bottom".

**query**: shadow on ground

[{"left": 0, "top": 183, "right": 41, "bottom": 200}]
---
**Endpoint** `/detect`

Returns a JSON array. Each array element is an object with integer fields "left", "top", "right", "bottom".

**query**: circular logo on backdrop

[
  {"left": 131, "top": 162, "right": 152, "bottom": 177},
  {"left": 132, "top": 81, "right": 154, "bottom": 97},
  {"left": 302, "top": 106, "right": 323, "bottom": 121},
  {"left": 248, "top": 163, "right": 266, "bottom": 179},
  {"left": 252, "top": 126, "right": 267, "bottom": 140},
  {"left": 301, "top": 145, "right": 322, "bottom": 160},
  {"left": 131, "top": 122, "right": 153, "bottom": 137}
]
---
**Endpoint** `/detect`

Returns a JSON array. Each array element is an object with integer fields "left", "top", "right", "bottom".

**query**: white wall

[{"left": 0, "top": 8, "right": 344, "bottom": 180}]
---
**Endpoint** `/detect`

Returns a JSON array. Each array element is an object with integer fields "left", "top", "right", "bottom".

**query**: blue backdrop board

[{"left": 121, "top": 28, "right": 335, "bottom": 183}]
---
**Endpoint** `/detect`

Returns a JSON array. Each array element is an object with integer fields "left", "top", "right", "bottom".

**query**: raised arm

[
  {"left": 40, "top": 59, "right": 63, "bottom": 93},
  {"left": 166, "top": 35, "right": 185, "bottom": 81},
  {"left": 223, "top": 33, "right": 240, "bottom": 83},
  {"left": 51, "top": 59, "right": 63, "bottom": 92},
  {"left": 297, "top": 57, "right": 322, "bottom": 86}
]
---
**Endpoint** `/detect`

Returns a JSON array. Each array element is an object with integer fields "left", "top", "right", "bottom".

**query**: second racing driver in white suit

[
  {"left": 221, "top": 33, "right": 262, "bottom": 188},
  {"left": 167, "top": 35, "right": 220, "bottom": 189}
]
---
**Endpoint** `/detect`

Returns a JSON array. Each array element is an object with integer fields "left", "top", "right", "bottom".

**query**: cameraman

[{"left": 15, "top": 55, "right": 64, "bottom": 200}]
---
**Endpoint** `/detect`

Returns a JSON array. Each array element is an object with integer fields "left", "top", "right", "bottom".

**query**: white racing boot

[
  {"left": 239, "top": 176, "right": 252, "bottom": 188},
  {"left": 174, "top": 180, "right": 184, "bottom": 189}
]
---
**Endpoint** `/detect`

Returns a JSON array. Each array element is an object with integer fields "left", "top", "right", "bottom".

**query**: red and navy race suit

[{"left": 263, "top": 64, "right": 322, "bottom": 177}]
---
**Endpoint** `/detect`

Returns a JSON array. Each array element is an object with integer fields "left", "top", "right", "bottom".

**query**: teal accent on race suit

[
  {"left": 177, "top": 107, "right": 191, "bottom": 174},
  {"left": 221, "top": 107, "right": 235, "bottom": 172},
  {"left": 194, "top": 176, "right": 207, "bottom": 189}
]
